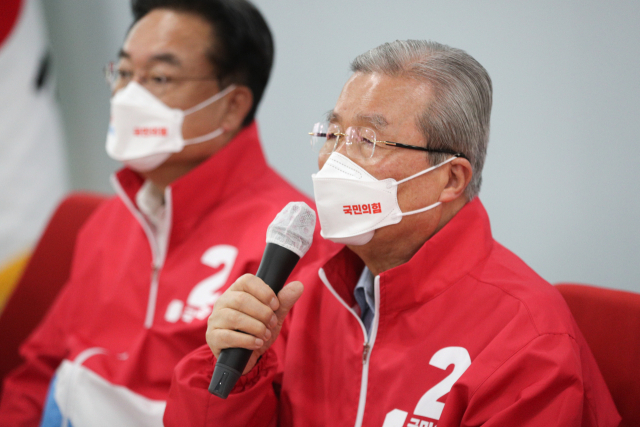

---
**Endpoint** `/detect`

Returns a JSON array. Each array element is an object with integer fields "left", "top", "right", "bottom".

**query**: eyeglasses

[
  {"left": 103, "top": 61, "right": 218, "bottom": 96},
  {"left": 309, "top": 122, "right": 465, "bottom": 161}
]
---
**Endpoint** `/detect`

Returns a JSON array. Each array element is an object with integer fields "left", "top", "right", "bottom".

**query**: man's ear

[
  {"left": 220, "top": 86, "right": 253, "bottom": 131},
  {"left": 439, "top": 157, "right": 473, "bottom": 203}
]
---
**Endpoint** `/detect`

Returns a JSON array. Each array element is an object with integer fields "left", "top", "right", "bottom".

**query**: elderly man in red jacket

[{"left": 163, "top": 40, "right": 621, "bottom": 427}]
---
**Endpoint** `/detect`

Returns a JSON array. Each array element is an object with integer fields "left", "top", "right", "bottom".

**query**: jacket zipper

[
  {"left": 362, "top": 343, "right": 371, "bottom": 364},
  {"left": 318, "top": 269, "right": 380, "bottom": 427},
  {"left": 111, "top": 176, "right": 172, "bottom": 329},
  {"left": 144, "top": 262, "right": 161, "bottom": 328}
]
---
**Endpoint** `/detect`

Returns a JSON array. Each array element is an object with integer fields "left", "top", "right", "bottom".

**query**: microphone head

[{"left": 266, "top": 202, "right": 316, "bottom": 258}]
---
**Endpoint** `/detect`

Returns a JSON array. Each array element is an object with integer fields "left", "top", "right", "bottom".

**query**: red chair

[
  {"left": 0, "top": 192, "right": 106, "bottom": 394},
  {"left": 556, "top": 283, "right": 640, "bottom": 427}
]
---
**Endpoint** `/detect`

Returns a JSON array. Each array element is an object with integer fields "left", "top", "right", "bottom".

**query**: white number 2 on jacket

[
  {"left": 164, "top": 245, "right": 238, "bottom": 323},
  {"left": 382, "top": 346, "right": 471, "bottom": 427}
]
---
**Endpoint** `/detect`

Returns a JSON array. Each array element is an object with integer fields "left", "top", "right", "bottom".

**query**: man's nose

[
  {"left": 334, "top": 134, "right": 349, "bottom": 156},
  {"left": 132, "top": 73, "right": 146, "bottom": 85},
  {"left": 112, "top": 73, "right": 145, "bottom": 94}
]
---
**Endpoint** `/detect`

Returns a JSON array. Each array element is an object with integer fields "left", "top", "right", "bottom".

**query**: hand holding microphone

[{"left": 206, "top": 202, "right": 316, "bottom": 398}]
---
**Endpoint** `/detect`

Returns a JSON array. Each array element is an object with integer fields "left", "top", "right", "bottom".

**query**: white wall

[{"left": 41, "top": 0, "right": 640, "bottom": 292}]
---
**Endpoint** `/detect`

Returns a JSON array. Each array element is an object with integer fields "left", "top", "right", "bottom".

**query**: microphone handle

[{"left": 208, "top": 243, "right": 300, "bottom": 398}]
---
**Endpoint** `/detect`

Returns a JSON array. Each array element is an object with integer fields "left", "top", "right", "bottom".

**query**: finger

[
  {"left": 209, "top": 307, "right": 274, "bottom": 340},
  {"left": 216, "top": 290, "right": 277, "bottom": 327},
  {"left": 231, "top": 274, "right": 279, "bottom": 310},
  {"left": 243, "top": 352, "right": 262, "bottom": 375},
  {"left": 274, "top": 281, "right": 304, "bottom": 322},
  {"left": 206, "top": 328, "right": 264, "bottom": 358}
]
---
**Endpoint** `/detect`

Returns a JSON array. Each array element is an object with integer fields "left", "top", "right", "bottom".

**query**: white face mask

[
  {"left": 106, "top": 82, "right": 236, "bottom": 172},
  {"left": 312, "top": 152, "right": 458, "bottom": 245}
]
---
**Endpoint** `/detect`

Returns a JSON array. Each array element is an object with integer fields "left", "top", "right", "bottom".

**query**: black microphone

[{"left": 208, "top": 202, "right": 316, "bottom": 398}]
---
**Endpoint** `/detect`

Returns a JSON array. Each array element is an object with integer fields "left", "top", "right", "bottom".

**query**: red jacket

[
  {"left": 0, "top": 123, "right": 333, "bottom": 427},
  {"left": 164, "top": 198, "right": 620, "bottom": 427}
]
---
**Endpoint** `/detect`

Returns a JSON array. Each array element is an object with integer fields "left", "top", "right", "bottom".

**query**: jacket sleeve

[
  {"left": 0, "top": 281, "right": 75, "bottom": 427},
  {"left": 163, "top": 257, "right": 311, "bottom": 427},
  {"left": 163, "top": 342, "right": 283, "bottom": 427},
  {"left": 452, "top": 333, "right": 621, "bottom": 427}
]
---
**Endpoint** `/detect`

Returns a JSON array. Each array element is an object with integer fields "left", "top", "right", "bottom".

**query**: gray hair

[{"left": 350, "top": 40, "right": 492, "bottom": 200}]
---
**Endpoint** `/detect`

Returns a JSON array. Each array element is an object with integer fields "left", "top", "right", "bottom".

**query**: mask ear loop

[
  {"left": 394, "top": 155, "right": 458, "bottom": 186},
  {"left": 182, "top": 84, "right": 236, "bottom": 115},
  {"left": 391, "top": 155, "right": 459, "bottom": 217},
  {"left": 183, "top": 127, "right": 225, "bottom": 145},
  {"left": 181, "top": 84, "right": 237, "bottom": 145},
  {"left": 399, "top": 201, "right": 442, "bottom": 217}
]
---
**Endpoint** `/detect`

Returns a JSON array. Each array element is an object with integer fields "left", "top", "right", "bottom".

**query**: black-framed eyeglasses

[
  {"left": 103, "top": 61, "right": 218, "bottom": 96},
  {"left": 309, "top": 122, "right": 466, "bottom": 161}
]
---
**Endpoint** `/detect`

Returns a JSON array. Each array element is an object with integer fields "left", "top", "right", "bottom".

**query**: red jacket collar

[
  {"left": 113, "top": 122, "right": 269, "bottom": 246},
  {"left": 321, "top": 198, "right": 494, "bottom": 312}
]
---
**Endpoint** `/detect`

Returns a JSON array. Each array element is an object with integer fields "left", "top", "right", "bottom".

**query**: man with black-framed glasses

[
  {"left": 165, "top": 40, "right": 619, "bottom": 427},
  {"left": 0, "top": 1, "right": 336, "bottom": 426}
]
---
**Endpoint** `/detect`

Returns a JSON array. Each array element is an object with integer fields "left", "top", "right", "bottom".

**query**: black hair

[{"left": 131, "top": 0, "right": 274, "bottom": 127}]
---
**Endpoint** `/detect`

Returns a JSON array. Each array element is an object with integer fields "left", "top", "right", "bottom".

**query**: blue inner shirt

[{"left": 353, "top": 267, "right": 375, "bottom": 334}]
